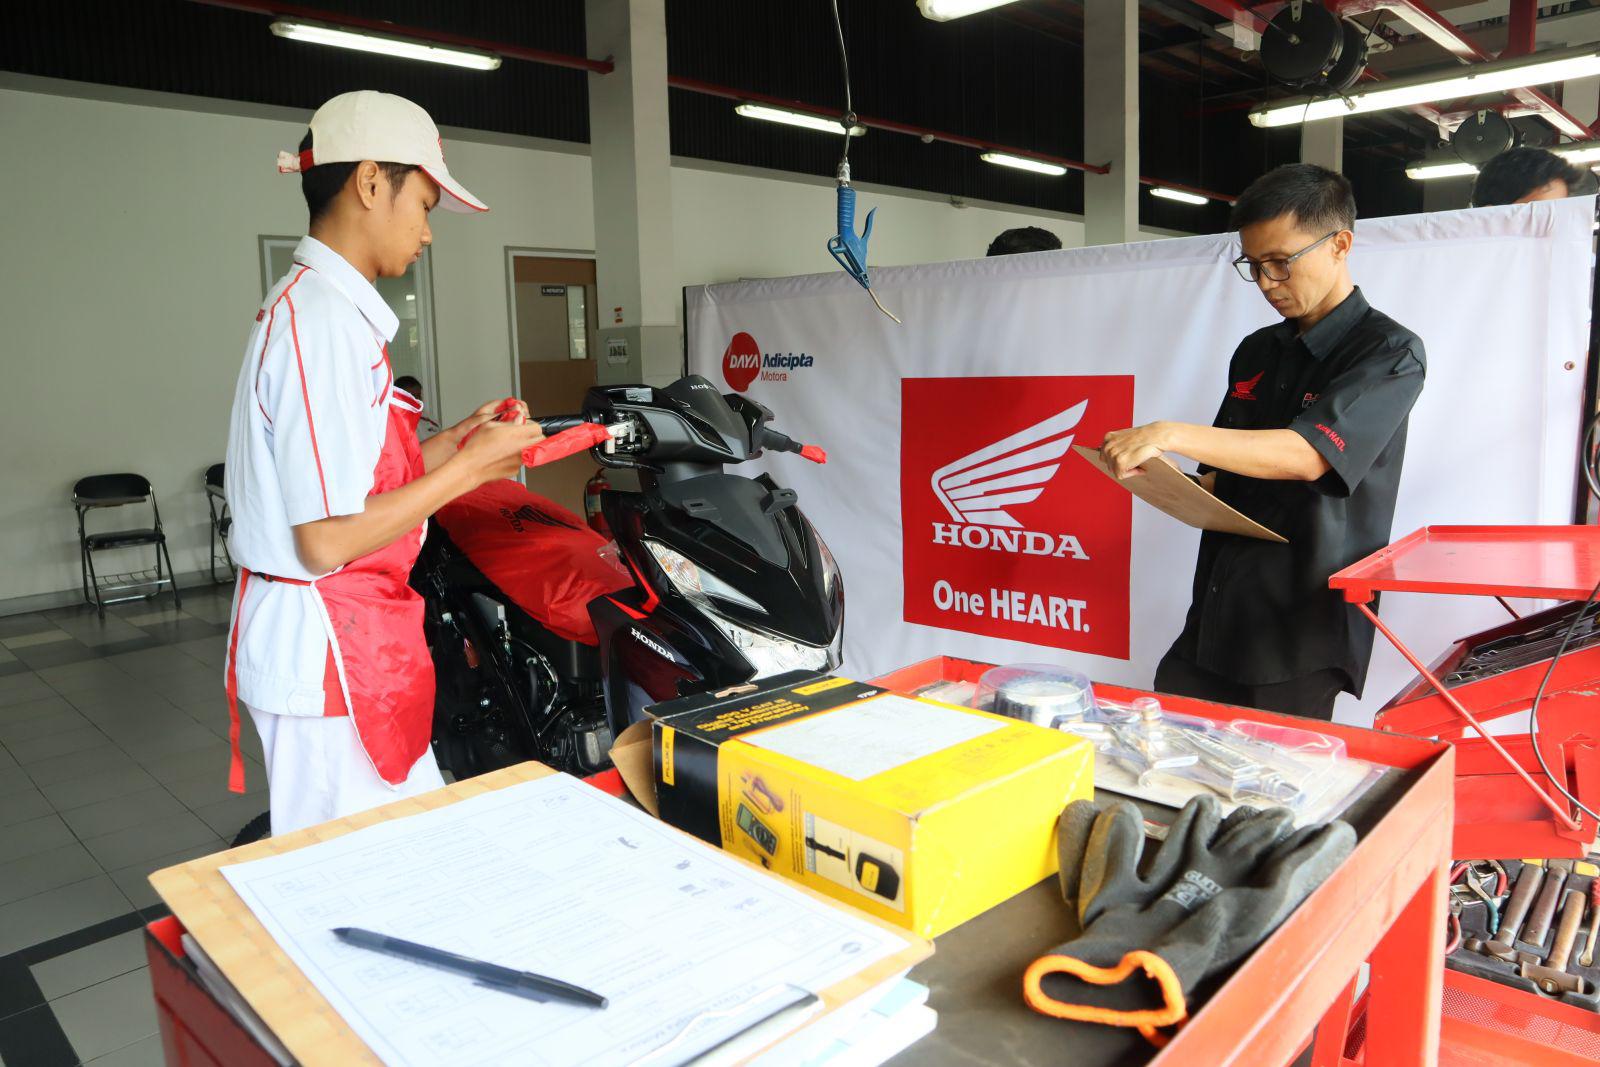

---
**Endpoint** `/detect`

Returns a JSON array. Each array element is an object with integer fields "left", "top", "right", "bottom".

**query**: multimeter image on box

[
  {"left": 853, "top": 852, "right": 901, "bottom": 901},
  {"left": 803, "top": 812, "right": 906, "bottom": 910},
  {"left": 735, "top": 802, "right": 779, "bottom": 857}
]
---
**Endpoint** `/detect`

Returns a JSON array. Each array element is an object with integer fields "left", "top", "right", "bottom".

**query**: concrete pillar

[
  {"left": 586, "top": 0, "right": 680, "bottom": 387},
  {"left": 1083, "top": 0, "right": 1138, "bottom": 246},
  {"left": 1300, "top": 117, "right": 1343, "bottom": 172}
]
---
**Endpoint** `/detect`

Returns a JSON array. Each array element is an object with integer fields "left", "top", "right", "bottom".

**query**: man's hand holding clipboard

[{"left": 1076, "top": 441, "right": 1287, "bottom": 544}]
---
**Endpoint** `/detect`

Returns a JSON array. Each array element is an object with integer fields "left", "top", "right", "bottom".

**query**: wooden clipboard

[
  {"left": 150, "top": 763, "right": 932, "bottom": 1066},
  {"left": 1074, "top": 446, "right": 1287, "bottom": 543}
]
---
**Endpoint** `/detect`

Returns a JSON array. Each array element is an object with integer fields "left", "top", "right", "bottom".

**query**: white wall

[{"left": 0, "top": 78, "right": 1126, "bottom": 602}]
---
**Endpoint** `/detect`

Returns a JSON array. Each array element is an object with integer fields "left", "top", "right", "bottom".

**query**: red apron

[{"left": 227, "top": 390, "right": 434, "bottom": 791}]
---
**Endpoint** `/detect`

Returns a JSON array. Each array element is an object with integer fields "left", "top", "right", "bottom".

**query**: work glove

[
  {"left": 1055, "top": 795, "right": 1251, "bottom": 937},
  {"left": 1027, "top": 795, "right": 1354, "bottom": 1043}
]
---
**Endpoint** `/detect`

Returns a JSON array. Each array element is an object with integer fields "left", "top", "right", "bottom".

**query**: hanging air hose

[{"left": 825, "top": 0, "right": 899, "bottom": 324}]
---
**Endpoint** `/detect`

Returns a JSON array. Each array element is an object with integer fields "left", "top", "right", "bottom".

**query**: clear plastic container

[{"left": 974, "top": 665, "right": 1096, "bottom": 729}]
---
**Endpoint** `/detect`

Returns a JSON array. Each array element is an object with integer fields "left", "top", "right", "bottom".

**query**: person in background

[
  {"left": 987, "top": 226, "right": 1062, "bottom": 256},
  {"left": 224, "top": 91, "right": 545, "bottom": 835},
  {"left": 1099, "top": 164, "right": 1426, "bottom": 721},
  {"left": 1472, "top": 146, "right": 1587, "bottom": 207}
]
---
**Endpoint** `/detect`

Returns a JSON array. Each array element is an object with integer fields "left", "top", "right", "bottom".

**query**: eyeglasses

[{"left": 1232, "top": 231, "right": 1339, "bottom": 283}]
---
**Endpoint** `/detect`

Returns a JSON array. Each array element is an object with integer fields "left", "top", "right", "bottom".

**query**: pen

[{"left": 331, "top": 927, "right": 608, "bottom": 1009}]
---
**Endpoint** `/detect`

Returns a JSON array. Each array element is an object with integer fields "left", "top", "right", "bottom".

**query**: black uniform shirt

[{"left": 1171, "top": 287, "right": 1425, "bottom": 696}]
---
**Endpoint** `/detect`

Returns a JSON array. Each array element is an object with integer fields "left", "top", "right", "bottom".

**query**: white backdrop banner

[{"left": 685, "top": 198, "right": 1595, "bottom": 724}]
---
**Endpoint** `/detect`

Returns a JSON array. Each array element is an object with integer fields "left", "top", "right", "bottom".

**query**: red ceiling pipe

[
  {"left": 1504, "top": 0, "right": 1537, "bottom": 59},
  {"left": 1338, "top": 0, "right": 1593, "bottom": 138},
  {"left": 667, "top": 74, "right": 1110, "bottom": 176},
  {"left": 670, "top": 76, "right": 1242, "bottom": 202},
  {"left": 185, "top": 0, "right": 616, "bottom": 74}
]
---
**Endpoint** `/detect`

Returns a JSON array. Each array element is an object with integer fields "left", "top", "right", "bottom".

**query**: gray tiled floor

[
  {"left": 49, "top": 970, "right": 161, "bottom": 1062},
  {"left": 32, "top": 932, "right": 148, "bottom": 1002},
  {"left": 0, "top": 585, "right": 256, "bottom": 1066}
]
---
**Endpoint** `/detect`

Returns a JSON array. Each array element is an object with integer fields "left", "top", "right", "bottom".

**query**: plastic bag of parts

[{"left": 969, "top": 665, "right": 1381, "bottom": 828}]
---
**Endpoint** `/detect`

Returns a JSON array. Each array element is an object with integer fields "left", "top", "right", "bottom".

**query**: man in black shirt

[{"left": 1100, "top": 164, "right": 1425, "bottom": 720}]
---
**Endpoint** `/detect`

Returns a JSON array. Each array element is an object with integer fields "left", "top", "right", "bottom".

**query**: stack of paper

[
  {"left": 799, "top": 979, "right": 935, "bottom": 1067},
  {"left": 204, "top": 773, "right": 930, "bottom": 1066}
]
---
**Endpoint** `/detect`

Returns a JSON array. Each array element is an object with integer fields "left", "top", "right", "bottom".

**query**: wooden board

[
  {"left": 149, "top": 763, "right": 932, "bottom": 1067},
  {"left": 1074, "top": 446, "right": 1287, "bottom": 543}
]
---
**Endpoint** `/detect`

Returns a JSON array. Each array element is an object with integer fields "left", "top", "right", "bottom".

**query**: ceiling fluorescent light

[
  {"left": 917, "top": 0, "right": 1020, "bottom": 21},
  {"left": 1405, "top": 160, "right": 1480, "bottom": 180},
  {"left": 270, "top": 19, "right": 501, "bottom": 70},
  {"left": 734, "top": 104, "right": 865, "bottom": 137},
  {"left": 1150, "top": 187, "right": 1208, "bottom": 205},
  {"left": 1555, "top": 143, "right": 1600, "bottom": 164},
  {"left": 980, "top": 152, "right": 1067, "bottom": 176},
  {"left": 1250, "top": 42, "right": 1600, "bottom": 128}
]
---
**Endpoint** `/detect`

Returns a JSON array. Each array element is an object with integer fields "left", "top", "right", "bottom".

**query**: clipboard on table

[
  {"left": 150, "top": 763, "right": 932, "bottom": 1067},
  {"left": 1075, "top": 446, "right": 1288, "bottom": 543}
]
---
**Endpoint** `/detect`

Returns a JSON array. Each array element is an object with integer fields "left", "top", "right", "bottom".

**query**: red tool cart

[
  {"left": 1330, "top": 525, "right": 1600, "bottom": 860},
  {"left": 147, "top": 665, "right": 1451, "bottom": 1067},
  {"left": 1330, "top": 525, "right": 1600, "bottom": 1063}
]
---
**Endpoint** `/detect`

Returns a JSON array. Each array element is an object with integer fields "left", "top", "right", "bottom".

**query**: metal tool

[
  {"left": 1581, "top": 877, "right": 1600, "bottom": 968},
  {"left": 1478, "top": 864, "right": 1545, "bottom": 962},
  {"left": 1523, "top": 859, "right": 1575, "bottom": 947},
  {"left": 1465, "top": 861, "right": 1505, "bottom": 934},
  {"left": 1520, "top": 888, "right": 1592, "bottom": 995}
]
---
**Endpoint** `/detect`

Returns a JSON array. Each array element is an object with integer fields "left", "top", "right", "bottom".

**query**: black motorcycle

[
  {"left": 417, "top": 374, "right": 844, "bottom": 781},
  {"left": 232, "top": 374, "right": 843, "bottom": 845}
]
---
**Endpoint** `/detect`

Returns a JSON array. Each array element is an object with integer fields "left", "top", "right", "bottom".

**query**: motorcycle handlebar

[
  {"left": 760, "top": 428, "right": 827, "bottom": 465},
  {"left": 531, "top": 415, "right": 585, "bottom": 435}
]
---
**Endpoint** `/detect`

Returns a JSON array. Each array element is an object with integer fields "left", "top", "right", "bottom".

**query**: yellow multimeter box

[{"left": 646, "top": 671, "right": 1093, "bottom": 938}]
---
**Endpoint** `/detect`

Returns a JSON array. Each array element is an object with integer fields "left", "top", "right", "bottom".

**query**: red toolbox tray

[{"left": 1330, "top": 525, "right": 1600, "bottom": 859}]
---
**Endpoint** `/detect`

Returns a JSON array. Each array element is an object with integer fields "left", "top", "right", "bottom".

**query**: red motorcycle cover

[{"left": 433, "top": 480, "right": 631, "bottom": 645}]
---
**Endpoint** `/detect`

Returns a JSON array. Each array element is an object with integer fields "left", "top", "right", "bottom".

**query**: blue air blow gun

[{"left": 824, "top": 1, "right": 899, "bottom": 325}]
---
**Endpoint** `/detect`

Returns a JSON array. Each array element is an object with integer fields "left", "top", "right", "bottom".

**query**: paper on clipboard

[
  {"left": 159, "top": 768, "right": 927, "bottom": 1067},
  {"left": 1074, "top": 446, "right": 1287, "bottom": 543}
]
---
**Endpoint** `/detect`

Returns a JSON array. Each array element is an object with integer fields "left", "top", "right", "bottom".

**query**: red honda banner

[{"left": 900, "top": 376, "right": 1134, "bottom": 658}]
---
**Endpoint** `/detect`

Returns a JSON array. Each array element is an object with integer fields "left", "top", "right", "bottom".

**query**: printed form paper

[
  {"left": 220, "top": 774, "right": 911, "bottom": 1067},
  {"left": 740, "top": 694, "right": 1004, "bottom": 780}
]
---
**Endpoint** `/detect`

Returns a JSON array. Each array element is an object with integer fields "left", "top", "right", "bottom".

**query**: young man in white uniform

[{"left": 224, "top": 92, "right": 545, "bottom": 834}]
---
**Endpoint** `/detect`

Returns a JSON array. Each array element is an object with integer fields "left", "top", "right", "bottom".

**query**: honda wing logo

[
  {"left": 931, "top": 401, "right": 1086, "bottom": 529},
  {"left": 928, "top": 401, "right": 1090, "bottom": 561}
]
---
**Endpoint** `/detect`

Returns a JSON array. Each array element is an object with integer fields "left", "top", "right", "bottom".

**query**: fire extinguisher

[{"left": 583, "top": 470, "right": 610, "bottom": 536}]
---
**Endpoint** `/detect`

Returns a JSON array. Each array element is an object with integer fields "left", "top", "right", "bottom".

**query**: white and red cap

[{"left": 276, "top": 91, "right": 487, "bottom": 214}]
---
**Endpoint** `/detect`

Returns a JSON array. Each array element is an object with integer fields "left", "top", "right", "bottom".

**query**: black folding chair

[
  {"left": 73, "top": 473, "right": 182, "bottom": 618},
  {"left": 204, "top": 463, "right": 235, "bottom": 584}
]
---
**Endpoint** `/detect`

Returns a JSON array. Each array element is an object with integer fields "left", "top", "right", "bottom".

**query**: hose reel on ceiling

[{"left": 1260, "top": 1, "right": 1370, "bottom": 96}]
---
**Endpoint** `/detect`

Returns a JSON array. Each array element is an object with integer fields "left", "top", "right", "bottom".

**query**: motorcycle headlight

[
  {"left": 714, "top": 620, "right": 833, "bottom": 679},
  {"left": 644, "top": 540, "right": 829, "bottom": 679}
]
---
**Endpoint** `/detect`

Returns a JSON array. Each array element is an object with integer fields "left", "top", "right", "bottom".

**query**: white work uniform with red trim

[{"left": 223, "top": 236, "right": 443, "bottom": 834}]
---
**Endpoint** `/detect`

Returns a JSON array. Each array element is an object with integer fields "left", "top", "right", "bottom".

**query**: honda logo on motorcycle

[{"left": 901, "top": 376, "right": 1134, "bottom": 658}]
